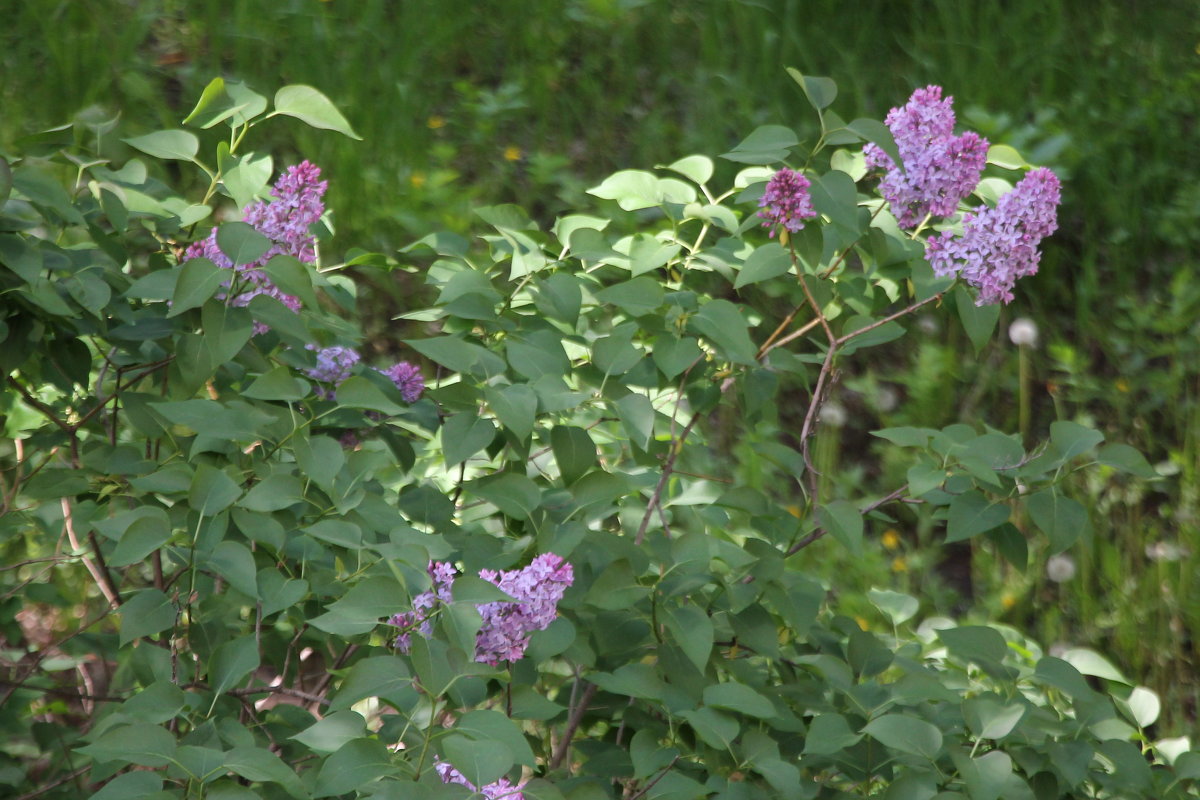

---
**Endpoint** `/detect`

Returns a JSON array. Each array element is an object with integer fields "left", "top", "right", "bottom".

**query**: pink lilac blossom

[
  {"left": 864, "top": 85, "right": 989, "bottom": 229},
  {"left": 925, "top": 167, "right": 1061, "bottom": 306},
  {"left": 183, "top": 161, "right": 327, "bottom": 331},
  {"left": 435, "top": 760, "right": 525, "bottom": 800},
  {"left": 757, "top": 167, "right": 817, "bottom": 236},
  {"left": 379, "top": 361, "right": 425, "bottom": 403},
  {"left": 388, "top": 554, "right": 573, "bottom": 665},
  {"left": 306, "top": 345, "right": 361, "bottom": 398}
]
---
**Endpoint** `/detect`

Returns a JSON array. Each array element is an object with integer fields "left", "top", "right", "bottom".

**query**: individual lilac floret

[
  {"left": 864, "top": 86, "right": 989, "bottom": 229},
  {"left": 183, "top": 161, "right": 327, "bottom": 332},
  {"left": 757, "top": 168, "right": 817, "bottom": 236},
  {"left": 306, "top": 345, "right": 361, "bottom": 398},
  {"left": 435, "top": 760, "right": 525, "bottom": 800},
  {"left": 925, "top": 167, "right": 1062, "bottom": 305},
  {"left": 380, "top": 361, "right": 425, "bottom": 403},
  {"left": 388, "top": 555, "right": 573, "bottom": 665}
]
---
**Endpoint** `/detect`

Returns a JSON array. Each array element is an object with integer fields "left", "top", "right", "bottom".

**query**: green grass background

[{"left": 3, "top": 0, "right": 1199, "bottom": 730}]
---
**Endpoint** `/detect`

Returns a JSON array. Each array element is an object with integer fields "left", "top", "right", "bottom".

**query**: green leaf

[
  {"left": 1050, "top": 420, "right": 1105, "bottom": 461},
  {"left": 1026, "top": 488, "right": 1089, "bottom": 553},
  {"left": 273, "top": 85, "right": 362, "bottom": 139},
  {"left": 258, "top": 571, "right": 309, "bottom": 617},
  {"left": 406, "top": 335, "right": 505, "bottom": 377},
  {"left": 690, "top": 299, "right": 757, "bottom": 365},
  {"left": 223, "top": 746, "right": 307, "bottom": 798},
  {"left": 734, "top": 242, "right": 791, "bottom": 288},
  {"left": 336, "top": 376, "right": 405, "bottom": 416},
  {"left": 485, "top": 384, "right": 538, "bottom": 441},
  {"left": 309, "top": 576, "right": 406, "bottom": 636},
  {"left": 169, "top": 257, "right": 226, "bottom": 317},
  {"left": 123, "top": 129, "right": 199, "bottom": 161},
  {"left": 810, "top": 169, "right": 859, "bottom": 234},
  {"left": 294, "top": 434, "right": 344, "bottom": 489},
  {"left": 243, "top": 366, "right": 310, "bottom": 402},
  {"left": 1096, "top": 443, "right": 1157, "bottom": 478},
  {"left": 217, "top": 221, "right": 272, "bottom": 266},
  {"left": 987, "top": 144, "right": 1029, "bottom": 170},
  {"left": 955, "top": 285, "right": 1001, "bottom": 352},
  {"left": 209, "top": 635, "right": 260, "bottom": 697},
  {"left": 466, "top": 473, "right": 542, "bottom": 519},
  {"left": 442, "top": 735, "right": 512, "bottom": 787},
  {"left": 189, "top": 464, "right": 242, "bottom": 516},
  {"left": 939, "top": 625, "right": 1008, "bottom": 664},
  {"left": 946, "top": 491, "right": 1009, "bottom": 542},
  {"left": 77, "top": 723, "right": 176, "bottom": 767},
  {"left": 88, "top": 772, "right": 163, "bottom": 800},
  {"left": 703, "top": 682, "right": 776, "bottom": 719},
  {"left": 208, "top": 540, "right": 258, "bottom": 597},
  {"left": 594, "top": 277, "right": 663, "bottom": 316},
  {"left": 123, "top": 681, "right": 185, "bottom": 724},
  {"left": 291, "top": 711, "right": 367, "bottom": 755},
  {"left": 818, "top": 499, "right": 863, "bottom": 555},
  {"left": 1061, "top": 647, "right": 1129, "bottom": 684},
  {"left": 848, "top": 118, "right": 901, "bottom": 172},
  {"left": 868, "top": 588, "right": 918, "bottom": 625},
  {"left": 863, "top": 714, "right": 942, "bottom": 759},
  {"left": 964, "top": 697, "right": 1025, "bottom": 740},
  {"left": 312, "top": 737, "right": 396, "bottom": 797},
  {"left": 664, "top": 155, "right": 714, "bottom": 185},
  {"left": 679, "top": 707, "right": 740, "bottom": 750},
  {"left": 652, "top": 335, "right": 702, "bottom": 379},
  {"left": 328, "top": 656, "right": 414, "bottom": 712},
  {"left": 615, "top": 393, "right": 655, "bottom": 450},
  {"left": 663, "top": 604, "right": 713, "bottom": 673},
  {"left": 551, "top": 426, "right": 597, "bottom": 486},
  {"left": 119, "top": 589, "right": 177, "bottom": 646},
  {"left": 183, "top": 78, "right": 268, "bottom": 128},
  {"left": 786, "top": 69, "right": 838, "bottom": 112},
  {"left": 442, "top": 413, "right": 497, "bottom": 466},
  {"left": 1121, "top": 686, "right": 1161, "bottom": 728},
  {"left": 720, "top": 125, "right": 800, "bottom": 164},
  {"left": 0, "top": 157, "right": 11, "bottom": 209},
  {"left": 262, "top": 254, "right": 318, "bottom": 310},
  {"left": 457, "top": 709, "right": 537, "bottom": 766},
  {"left": 109, "top": 509, "right": 172, "bottom": 567},
  {"left": 590, "top": 663, "right": 664, "bottom": 700},
  {"left": 303, "top": 519, "right": 363, "bottom": 549},
  {"left": 802, "top": 714, "right": 862, "bottom": 755},
  {"left": 220, "top": 150, "right": 273, "bottom": 209}
]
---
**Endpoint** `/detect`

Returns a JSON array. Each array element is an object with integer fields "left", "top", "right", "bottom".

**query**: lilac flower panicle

[
  {"left": 757, "top": 167, "right": 817, "bottom": 236},
  {"left": 388, "top": 554, "right": 574, "bottom": 665},
  {"left": 475, "top": 553, "right": 574, "bottom": 665},
  {"left": 380, "top": 361, "right": 425, "bottom": 403},
  {"left": 435, "top": 760, "right": 525, "bottom": 800},
  {"left": 183, "top": 161, "right": 327, "bottom": 332},
  {"left": 864, "top": 85, "right": 989, "bottom": 228},
  {"left": 306, "top": 345, "right": 361, "bottom": 398},
  {"left": 925, "top": 167, "right": 1061, "bottom": 305}
]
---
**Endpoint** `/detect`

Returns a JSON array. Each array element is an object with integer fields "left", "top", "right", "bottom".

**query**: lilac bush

[
  {"left": 389, "top": 554, "right": 573, "bottom": 664},
  {"left": 926, "top": 166, "right": 1062, "bottom": 305},
  {"left": 864, "top": 85, "right": 989, "bottom": 228}
]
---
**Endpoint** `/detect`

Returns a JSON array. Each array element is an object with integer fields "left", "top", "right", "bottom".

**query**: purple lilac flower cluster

[
  {"left": 435, "top": 760, "right": 524, "bottom": 800},
  {"left": 389, "top": 554, "right": 574, "bottom": 665},
  {"left": 184, "top": 161, "right": 327, "bottom": 328},
  {"left": 864, "top": 86, "right": 989, "bottom": 229},
  {"left": 925, "top": 167, "right": 1061, "bottom": 306},
  {"left": 757, "top": 167, "right": 817, "bottom": 236},
  {"left": 303, "top": 345, "right": 425, "bottom": 403}
]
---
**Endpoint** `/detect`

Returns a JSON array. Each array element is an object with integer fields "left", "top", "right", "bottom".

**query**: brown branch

[
  {"left": 224, "top": 685, "right": 333, "bottom": 707},
  {"left": 786, "top": 485, "right": 910, "bottom": 555},
  {"left": 7, "top": 378, "right": 73, "bottom": 434},
  {"left": 549, "top": 680, "right": 598, "bottom": 771},
  {"left": 626, "top": 756, "right": 681, "bottom": 800},
  {"left": 834, "top": 292, "right": 944, "bottom": 348},
  {"left": 635, "top": 415, "right": 699, "bottom": 546},
  {"left": 14, "top": 765, "right": 90, "bottom": 800},
  {"left": 61, "top": 498, "right": 120, "bottom": 610}
]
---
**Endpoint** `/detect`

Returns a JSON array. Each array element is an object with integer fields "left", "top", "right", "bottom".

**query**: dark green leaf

[
  {"left": 551, "top": 426, "right": 597, "bottom": 486},
  {"left": 863, "top": 714, "right": 942, "bottom": 759},
  {"left": 169, "top": 257, "right": 225, "bottom": 317},
  {"left": 77, "top": 723, "right": 176, "bottom": 767},
  {"left": 690, "top": 299, "right": 757, "bottom": 365},
  {"left": 119, "top": 589, "right": 177, "bottom": 646},
  {"left": 946, "top": 491, "right": 1009, "bottom": 542},
  {"left": 734, "top": 242, "right": 791, "bottom": 288},
  {"left": 209, "top": 636, "right": 260, "bottom": 697},
  {"left": 216, "top": 221, "right": 271, "bottom": 266}
]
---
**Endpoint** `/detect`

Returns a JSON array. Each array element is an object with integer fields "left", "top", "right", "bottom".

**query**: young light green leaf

[
  {"left": 123, "top": 129, "right": 199, "bottom": 161},
  {"left": 273, "top": 85, "right": 362, "bottom": 139}
]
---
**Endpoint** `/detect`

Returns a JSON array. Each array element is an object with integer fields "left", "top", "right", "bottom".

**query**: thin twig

[
  {"left": 627, "top": 756, "right": 681, "bottom": 800},
  {"left": 13, "top": 765, "right": 90, "bottom": 800},
  {"left": 549, "top": 680, "right": 598, "bottom": 771},
  {"left": 227, "top": 685, "right": 331, "bottom": 707},
  {"left": 834, "top": 292, "right": 944, "bottom": 348},
  {"left": 786, "top": 485, "right": 910, "bottom": 555},
  {"left": 635, "top": 415, "right": 699, "bottom": 545},
  {"left": 61, "top": 499, "right": 120, "bottom": 610}
]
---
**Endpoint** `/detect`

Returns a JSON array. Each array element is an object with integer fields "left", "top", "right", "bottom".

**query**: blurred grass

[{"left": 3, "top": 0, "right": 1199, "bottom": 730}]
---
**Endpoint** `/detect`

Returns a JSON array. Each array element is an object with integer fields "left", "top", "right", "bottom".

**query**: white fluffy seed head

[{"left": 1008, "top": 317, "right": 1039, "bottom": 347}]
